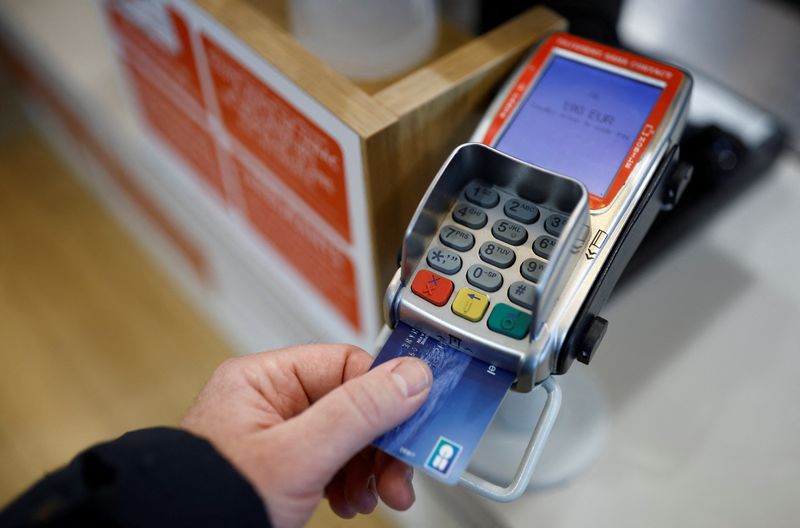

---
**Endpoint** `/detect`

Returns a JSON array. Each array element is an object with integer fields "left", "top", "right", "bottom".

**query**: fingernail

[
  {"left": 352, "top": 475, "right": 378, "bottom": 514},
  {"left": 391, "top": 358, "right": 432, "bottom": 398},
  {"left": 407, "top": 467, "right": 416, "bottom": 502},
  {"left": 365, "top": 475, "right": 378, "bottom": 509},
  {"left": 367, "top": 474, "right": 377, "bottom": 495}
]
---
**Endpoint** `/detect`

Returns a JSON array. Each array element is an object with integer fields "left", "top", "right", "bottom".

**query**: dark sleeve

[{"left": 0, "top": 427, "right": 271, "bottom": 528}]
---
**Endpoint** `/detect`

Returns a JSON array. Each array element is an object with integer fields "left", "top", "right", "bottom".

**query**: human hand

[{"left": 181, "top": 344, "right": 432, "bottom": 528}]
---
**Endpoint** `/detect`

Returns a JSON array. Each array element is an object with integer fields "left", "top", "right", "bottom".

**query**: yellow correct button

[{"left": 451, "top": 287, "right": 490, "bottom": 322}]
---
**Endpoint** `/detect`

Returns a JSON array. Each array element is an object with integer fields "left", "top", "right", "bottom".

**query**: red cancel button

[{"left": 411, "top": 270, "right": 454, "bottom": 307}]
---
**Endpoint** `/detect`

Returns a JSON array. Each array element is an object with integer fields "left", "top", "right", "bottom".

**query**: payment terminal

[{"left": 377, "top": 33, "right": 692, "bottom": 501}]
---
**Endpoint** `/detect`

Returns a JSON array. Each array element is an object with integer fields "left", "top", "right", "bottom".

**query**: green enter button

[{"left": 487, "top": 303, "right": 531, "bottom": 340}]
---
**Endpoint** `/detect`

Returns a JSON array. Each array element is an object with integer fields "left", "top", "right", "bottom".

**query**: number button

[
  {"left": 464, "top": 182, "right": 499, "bottom": 208},
  {"left": 466, "top": 264, "right": 503, "bottom": 293},
  {"left": 520, "top": 258, "right": 546, "bottom": 283},
  {"left": 487, "top": 303, "right": 532, "bottom": 340},
  {"left": 491, "top": 219, "right": 528, "bottom": 246},
  {"left": 544, "top": 214, "right": 567, "bottom": 236},
  {"left": 452, "top": 203, "right": 487, "bottom": 229},
  {"left": 479, "top": 241, "right": 515, "bottom": 269},
  {"left": 426, "top": 246, "right": 462, "bottom": 275},
  {"left": 439, "top": 225, "right": 475, "bottom": 251},
  {"left": 508, "top": 281, "right": 535, "bottom": 310},
  {"left": 533, "top": 235, "right": 557, "bottom": 259},
  {"left": 451, "top": 287, "right": 490, "bottom": 322},
  {"left": 504, "top": 198, "right": 540, "bottom": 224},
  {"left": 411, "top": 270, "right": 454, "bottom": 306}
]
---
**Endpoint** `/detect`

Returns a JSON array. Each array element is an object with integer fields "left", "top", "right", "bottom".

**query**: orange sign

[
  {"left": 108, "top": 4, "right": 205, "bottom": 110},
  {"left": 234, "top": 156, "right": 360, "bottom": 330},
  {"left": 128, "top": 66, "right": 226, "bottom": 200},
  {"left": 202, "top": 35, "right": 351, "bottom": 242},
  {"left": 101, "top": 1, "right": 365, "bottom": 332},
  {"left": 0, "top": 36, "right": 209, "bottom": 282}
]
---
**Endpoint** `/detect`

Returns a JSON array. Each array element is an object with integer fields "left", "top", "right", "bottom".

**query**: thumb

[{"left": 281, "top": 357, "right": 431, "bottom": 482}]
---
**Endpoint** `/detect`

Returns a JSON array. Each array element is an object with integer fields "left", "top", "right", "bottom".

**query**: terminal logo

[{"left": 425, "top": 437, "right": 462, "bottom": 476}]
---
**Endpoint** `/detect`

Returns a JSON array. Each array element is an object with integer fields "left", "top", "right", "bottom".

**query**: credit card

[{"left": 371, "top": 322, "right": 515, "bottom": 484}]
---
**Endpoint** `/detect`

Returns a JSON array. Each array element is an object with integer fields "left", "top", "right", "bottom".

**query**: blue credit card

[{"left": 371, "top": 322, "right": 515, "bottom": 484}]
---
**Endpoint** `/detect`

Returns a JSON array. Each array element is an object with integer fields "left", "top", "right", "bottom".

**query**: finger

[
  {"left": 280, "top": 357, "right": 432, "bottom": 486},
  {"left": 263, "top": 344, "right": 374, "bottom": 399},
  {"left": 233, "top": 344, "right": 374, "bottom": 417},
  {"left": 325, "top": 468, "right": 355, "bottom": 519},
  {"left": 326, "top": 449, "right": 378, "bottom": 514},
  {"left": 373, "top": 449, "right": 396, "bottom": 475},
  {"left": 343, "top": 450, "right": 378, "bottom": 514},
  {"left": 376, "top": 456, "right": 416, "bottom": 511}
]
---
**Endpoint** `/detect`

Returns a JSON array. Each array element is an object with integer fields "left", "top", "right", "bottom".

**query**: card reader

[{"left": 379, "top": 33, "right": 693, "bottom": 501}]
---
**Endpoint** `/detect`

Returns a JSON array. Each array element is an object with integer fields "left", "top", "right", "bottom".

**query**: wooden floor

[{"left": 0, "top": 123, "right": 391, "bottom": 528}]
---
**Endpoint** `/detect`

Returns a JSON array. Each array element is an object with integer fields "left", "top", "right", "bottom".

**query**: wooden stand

[{"left": 197, "top": 1, "right": 566, "bottom": 291}]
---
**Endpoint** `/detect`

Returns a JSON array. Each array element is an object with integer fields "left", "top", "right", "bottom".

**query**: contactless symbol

[{"left": 426, "top": 437, "right": 462, "bottom": 476}]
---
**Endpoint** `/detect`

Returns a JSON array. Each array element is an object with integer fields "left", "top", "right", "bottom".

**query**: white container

[{"left": 289, "top": 0, "right": 439, "bottom": 80}]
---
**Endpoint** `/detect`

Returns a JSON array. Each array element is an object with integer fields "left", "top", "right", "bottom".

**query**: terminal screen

[{"left": 495, "top": 55, "right": 663, "bottom": 197}]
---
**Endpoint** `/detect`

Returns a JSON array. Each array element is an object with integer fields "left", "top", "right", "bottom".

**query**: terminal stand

[{"left": 469, "top": 366, "right": 609, "bottom": 490}]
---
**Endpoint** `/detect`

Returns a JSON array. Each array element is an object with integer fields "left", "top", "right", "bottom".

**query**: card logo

[{"left": 425, "top": 437, "right": 462, "bottom": 476}]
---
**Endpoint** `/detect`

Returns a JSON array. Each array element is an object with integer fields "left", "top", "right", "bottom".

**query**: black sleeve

[{"left": 0, "top": 427, "right": 271, "bottom": 528}]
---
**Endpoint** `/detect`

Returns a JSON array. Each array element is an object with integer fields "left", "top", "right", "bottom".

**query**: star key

[{"left": 426, "top": 246, "right": 462, "bottom": 275}]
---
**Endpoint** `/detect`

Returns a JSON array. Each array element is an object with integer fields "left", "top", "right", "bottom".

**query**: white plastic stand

[{"left": 468, "top": 367, "right": 609, "bottom": 490}]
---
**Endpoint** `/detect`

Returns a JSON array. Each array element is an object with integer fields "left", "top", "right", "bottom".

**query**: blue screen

[{"left": 495, "top": 56, "right": 662, "bottom": 197}]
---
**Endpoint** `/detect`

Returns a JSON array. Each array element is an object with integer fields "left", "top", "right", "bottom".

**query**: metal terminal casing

[
  {"left": 472, "top": 34, "right": 693, "bottom": 379},
  {"left": 378, "top": 32, "right": 692, "bottom": 503},
  {"left": 385, "top": 143, "right": 589, "bottom": 390}
]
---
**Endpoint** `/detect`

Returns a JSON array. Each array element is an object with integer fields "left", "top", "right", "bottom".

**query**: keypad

[
  {"left": 532, "top": 235, "right": 557, "bottom": 260},
  {"left": 479, "top": 241, "right": 515, "bottom": 268},
  {"left": 411, "top": 270, "right": 454, "bottom": 306},
  {"left": 492, "top": 219, "right": 528, "bottom": 246},
  {"left": 466, "top": 264, "right": 503, "bottom": 293},
  {"left": 426, "top": 246, "right": 462, "bottom": 275},
  {"left": 544, "top": 214, "right": 567, "bottom": 236},
  {"left": 504, "top": 198, "right": 540, "bottom": 224},
  {"left": 452, "top": 287, "right": 490, "bottom": 322},
  {"left": 520, "top": 258, "right": 546, "bottom": 283},
  {"left": 464, "top": 182, "right": 500, "bottom": 208},
  {"left": 508, "top": 281, "right": 535, "bottom": 309},
  {"left": 440, "top": 225, "right": 475, "bottom": 251},
  {"left": 452, "top": 203, "right": 488, "bottom": 229},
  {"left": 419, "top": 182, "right": 569, "bottom": 338},
  {"left": 487, "top": 304, "right": 531, "bottom": 340}
]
